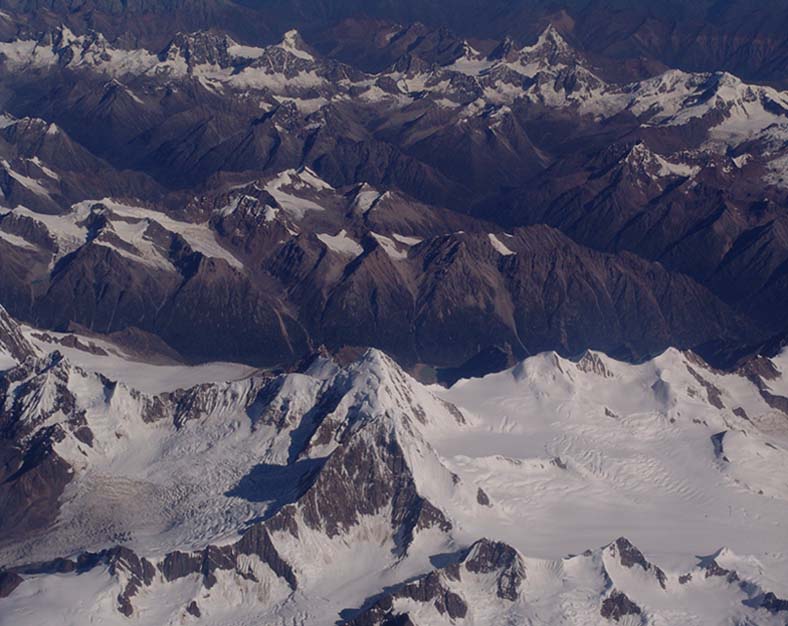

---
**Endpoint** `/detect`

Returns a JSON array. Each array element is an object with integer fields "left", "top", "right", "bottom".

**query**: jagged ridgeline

[
  {"left": 1, "top": 304, "right": 788, "bottom": 624},
  {"left": 1, "top": 3, "right": 788, "bottom": 625},
  {"left": 0, "top": 22, "right": 786, "bottom": 370}
]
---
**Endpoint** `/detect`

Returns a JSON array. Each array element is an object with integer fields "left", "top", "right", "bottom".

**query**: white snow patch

[
  {"left": 445, "top": 43, "right": 494, "bottom": 76},
  {"left": 392, "top": 233, "right": 423, "bottom": 246},
  {"left": 317, "top": 229, "right": 363, "bottom": 257},
  {"left": 24, "top": 327, "right": 256, "bottom": 394},
  {"left": 732, "top": 153, "right": 752, "bottom": 168},
  {"left": 626, "top": 143, "right": 700, "bottom": 178},
  {"left": 3, "top": 204, "right": 89, "bottom": 260},
  {"left": 1, "top": 160, "right": 52, "bottom": 197},
  {"left": 371, "top": 232, "right": 407, "bottom": 260},
  {"left": 0, "top": 229, "right": 38, "bottom": 251},
  {"left": 28, "top": 156, "right": 60, "bottom": 180},
  {"left": 73, "top": 199, "right": 244, "bottom": 270},
  {"left": 226, "top": 41, "right": 265, "bottom": 59},
  {"left": 352, "top": 184, "right": 381, "bottom": 213},
  {"left": 278, "top": 29, "right": 314, "bottom": 61},
  {"left": 264, "top": 169, "right": 329, "bottom": 219},
  {"left": 488, "top": 233, "right": 516, "bottom": 255}
]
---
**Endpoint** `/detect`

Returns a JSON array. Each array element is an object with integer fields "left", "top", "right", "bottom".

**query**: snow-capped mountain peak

[
  {"left": 1, "top": 299, "right": 788, "bottom": 624},
  {"left": 622, "top": 142, "right": 700, "bottom": 179},
  {"left": 278, "top": 29, "right": 314, "bottom": 61},
  {"left": 523, "top": 23, "right": 572, "bottom": 59}
]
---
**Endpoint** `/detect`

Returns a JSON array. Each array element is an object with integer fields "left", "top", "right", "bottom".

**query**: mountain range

[
  {"left": 0, "top": 304, "right": 787, "bottom": 624},
  {"left": 0, "top": 21, "right": 786, "bottom": 373},
  {"left": 1, "top": 2, "right": 787, "bottom": 624}
]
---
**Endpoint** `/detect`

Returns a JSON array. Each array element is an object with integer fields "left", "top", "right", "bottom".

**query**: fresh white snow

[
  {"left": 263, "top": 169, "right": 329, "bottom": 219},
  {"left": 1, "top": 343, "right": 787, "bottom": 625},
  {"left": 433, "top": 349, "right": 788, "bottom": 573}
]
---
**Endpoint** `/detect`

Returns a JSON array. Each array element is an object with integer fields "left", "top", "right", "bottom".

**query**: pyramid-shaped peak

[
  {"left": 605, "top": 537, "right": 668, "bottom": 588},
  {"left": 505, "top": 23, "right": 590, "bottom": 73},
  {"left": 608, "top": 537, "right": 650, "bottom": 568},
  {"left": 622, "top": 142, "right": 700, "bottom": 179},
  {"left": 464, "top": 538, "right": 526, "bottom": 600},
  {"left": 530, "top": 23, "right": 571, "bottom": 54},
  {"left": 540, "top": 23, "right": 565, "bottom": 40},
  {"left": 459, "top": 40, "right": 482, "bottom": 59},
  {"left": 324, "top": 347, "right": 468, "bottom": 435},
  {"left": 278, "top": 29, "right": 314, "bottom": 61},
  {"left": 48, "top": 24, "right": 81, "bottom": 47},
  {"left": 488, "top": 35, "right": 517, "bottom": 61},
  {"left": 465, "top": 538, "right": 523, "bottom": 572}
]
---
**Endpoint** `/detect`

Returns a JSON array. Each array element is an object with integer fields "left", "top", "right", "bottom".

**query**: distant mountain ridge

[
  {"left": 3, "top": 0, "right": 788, "bottom": 85},
  {"left": 0, "top": 19, "right": 786, "bottom": 370}
]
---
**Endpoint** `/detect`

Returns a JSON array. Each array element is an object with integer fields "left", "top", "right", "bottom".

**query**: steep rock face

[
  {"left": 411, "top": 227, "right": 750, "bottom": 364},
  {"left": 0, "top": 194, "right": 309, "bottom": 366},
  {"left": 0, "top": 323, "right": 787, "bottom": 624},
  {"left": 116, "top": 400, "right": 461, "bottom": 617},
  {"left": 252, "top": 177, "right": 754, "bottom": 365},
  {"left": 0, "top": 305, "right": 34, "bottom": 365},
  {"left": 0, "top": 571, "right": 23, "bottom": 598},
  {"left": 0, "top": 159, "right": 751, "bottom": 369},
  {"left": 0, "top": 22, "right": 786, "bottom": 368},
  {"left": 0, "top": 351, "right": 107, "bottom": 540},
  {"left": 345, "top": 538, "right": 524, "bottom": 625},
  {"left": 317, "top": 244, "right": 418, "bottom": 361},
  {"left": 600, "top": 590, "right": 642, "bottom": 622},
  {"left": 0, "top": 436, "right": 73, "bottom": 545},
  {"left": 477, "top": 140, "right": 788, "bottom": 344},
  {"left": 0, "top": 345, "right": 475, "bottom": 620},
  {"left": 153, "top": 256, "right": 309, "bottom": 365},
  {"left": 0, "top": 21, "right": 784, "bottom": 368},
  {"left": 293, "top": 412, "right": 454, "bottom": 553},
  {"left": 34, "top": 242, "right": 181, "bottom": 334},
  {"left": 0, "top": 113, "right": 163, "bottom": 205},
  {"left": 606, "top": 537, "right": 667, "bottom": 589}
]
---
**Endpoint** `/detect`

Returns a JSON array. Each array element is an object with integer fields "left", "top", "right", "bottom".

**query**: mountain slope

[{"left": 0, "top": 307, "right": 787, "bottom": 624}]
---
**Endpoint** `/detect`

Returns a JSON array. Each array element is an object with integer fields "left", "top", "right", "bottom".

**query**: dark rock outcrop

[
  {"left": 464, "top": 538, "right": 524, "bottom": 600},
  {"left": 610, "top": 537, "right": 667, "bottom": 589},
  {"left": 601, "top": 589, "right": 642, "bottom": 622},
  {"left": 344, "top": 538, "right": 524, "bottom": 626},
  {"left": 0, "top": 570, "right": 23, "bottom": 598}
]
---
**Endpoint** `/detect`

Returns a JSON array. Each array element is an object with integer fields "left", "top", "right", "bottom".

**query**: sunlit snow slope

[{"left": 1, "top": 313, "right": 787, "bottom": 625}]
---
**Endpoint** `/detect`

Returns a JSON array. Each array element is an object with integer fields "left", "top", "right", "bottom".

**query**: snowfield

[
  {"left": 1, "top": 325, "right": 787, "bottom": 625},
  {"left": 434, "top": 350, "right": 788, "bottom": 570}
]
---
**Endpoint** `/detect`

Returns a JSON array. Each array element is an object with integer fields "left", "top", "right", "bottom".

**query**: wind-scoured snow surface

[
  {"left": 434, "top": 349, "right": 788, "bottom": 566},
  {"left": 1, "top": 330, "right": 787, "bottom": 624}
]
